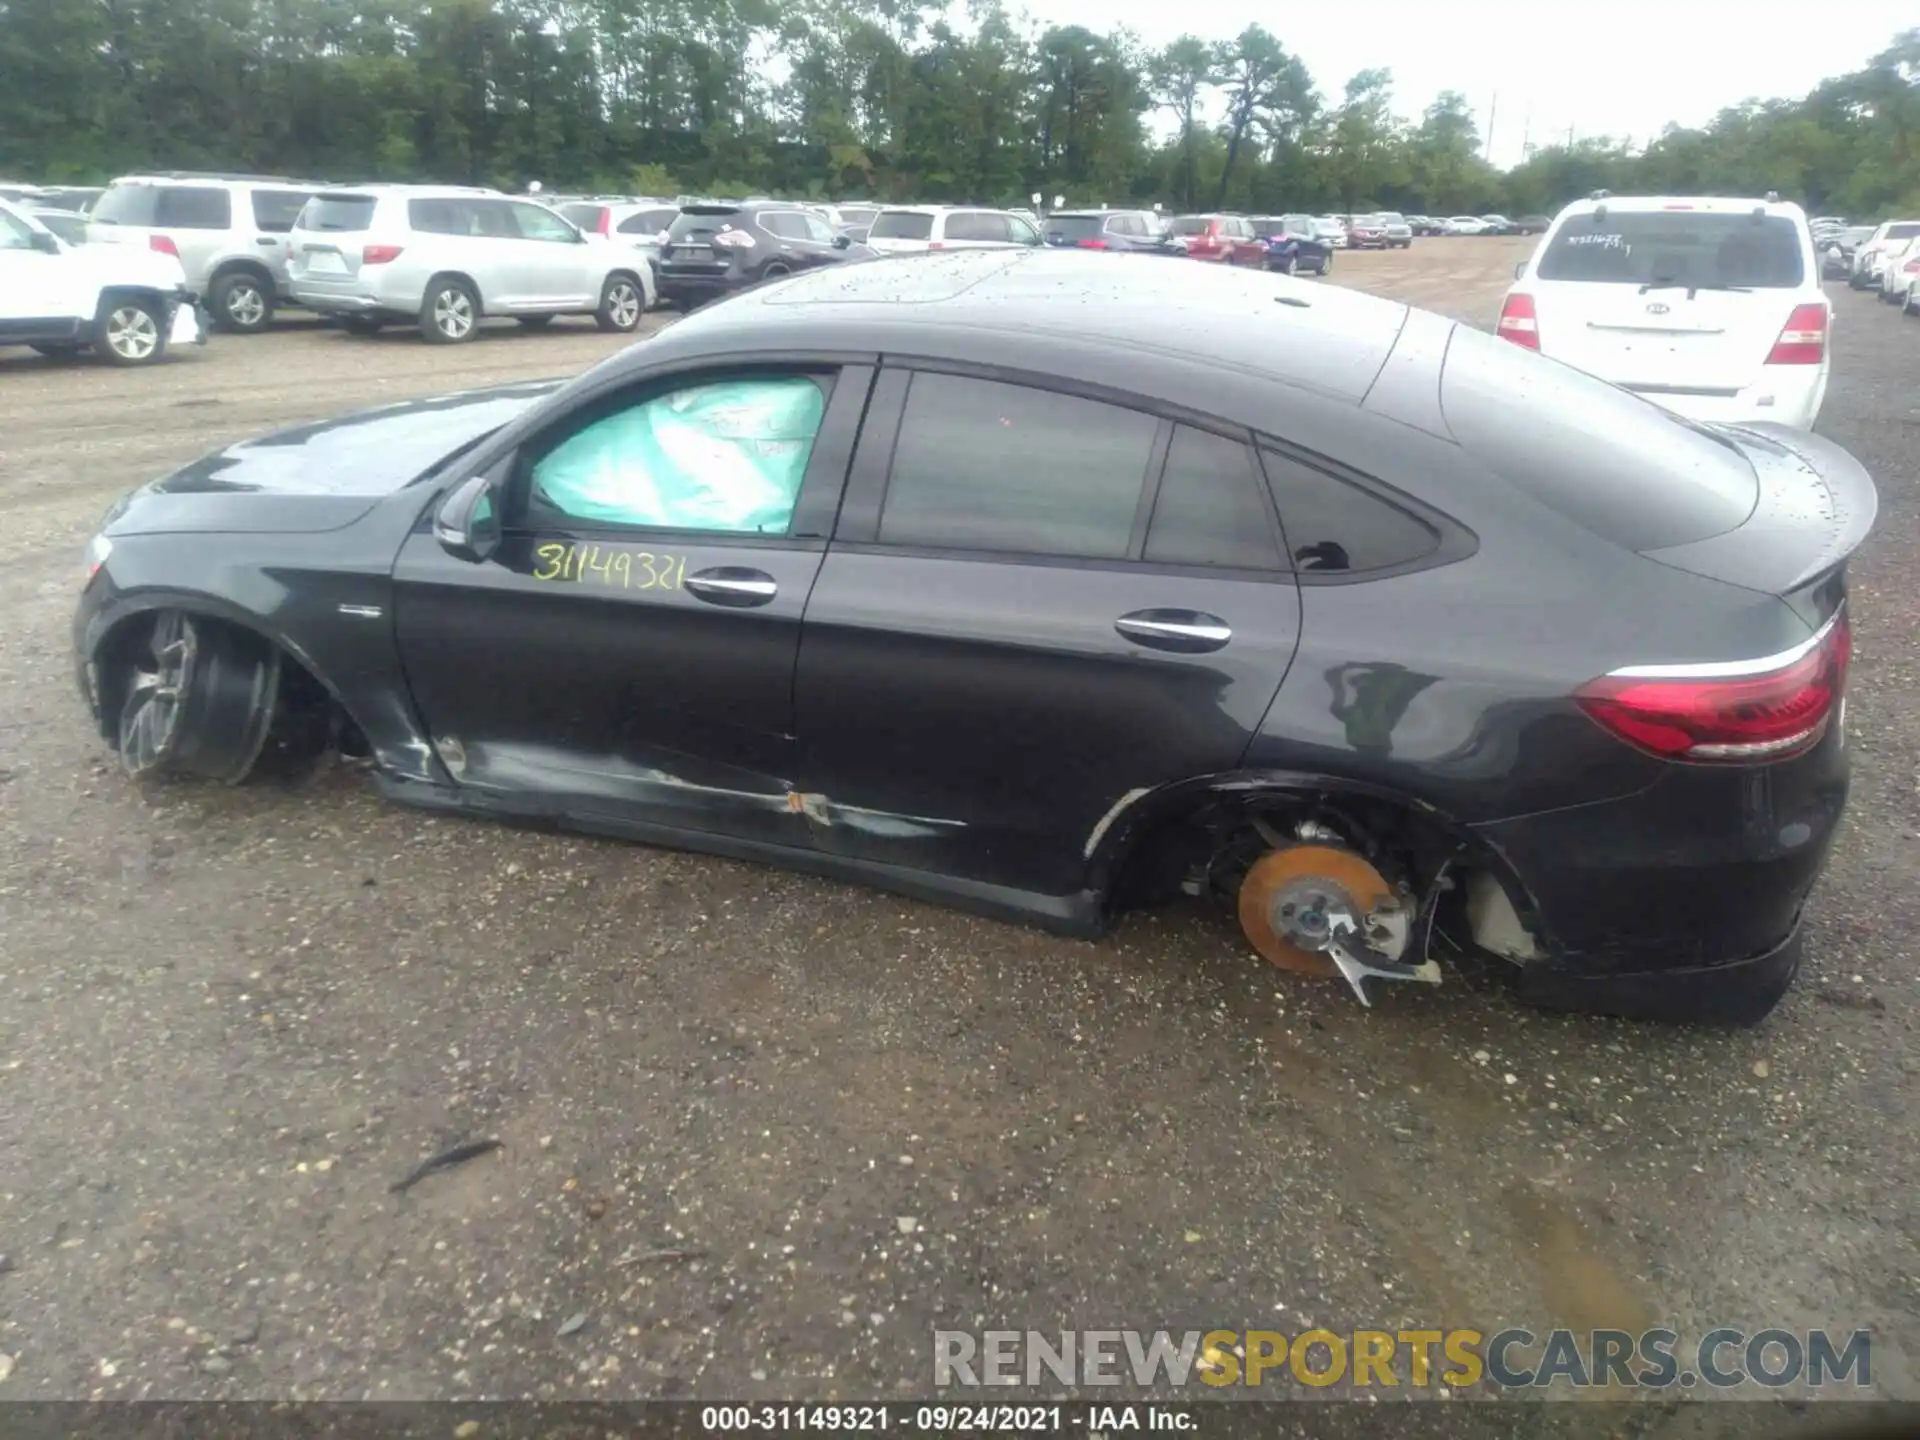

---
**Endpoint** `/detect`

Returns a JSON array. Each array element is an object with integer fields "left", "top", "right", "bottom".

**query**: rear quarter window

[
  {"left": 1440, "top": 324, "right": 1759, "bottom": 551},
  {"left": 1259, "top": 450, "right": 1438, "bottom": 574},
  {"left": 1537, "top": 210, "right": 1805, "bottom": 288}
]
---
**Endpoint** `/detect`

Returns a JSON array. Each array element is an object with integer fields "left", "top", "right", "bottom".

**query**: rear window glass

[
  {"left": 1537, "top": 211, "right": 1805, "bottom": 288},
  {"left": 667, "top": 209, "right": 742, "bottom": 241},
  {"left": 251, "top": 189, "right": 313, "bottom": 233},
  {"left": 156, "top": 187, "right": 231, "bottom": 229},
  {"left": 1441, "top": 324, "right": 1758, "bottom": 551},
  {"left": 1886, "top": 223, "right": 1920, "bottom": 241},
  {"left": 90, "top": 185, "right": 160, "bottom": 225},
  {"left": 619, "top": 208, "right": 678, "bottom": 234},
  {"left": 1168, "top": 217, "right": 1210, "bottom": 236},
  {"left": 870, "top": 211, "right": 934, "bottom": 240},
  {"left": 558, "top": 203, "right": 605, "bottom": 229},
  {"left": 1045, "top": 215, "right": 1106, "bottom": 240},
  {"left": 303, "top": 195, "right": 377, "bottom": 232}
]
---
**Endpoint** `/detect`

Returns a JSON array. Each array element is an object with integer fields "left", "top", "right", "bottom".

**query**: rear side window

[
  {"left": 1145, "top": 427, "right": 1282, "bottom": 570},
  {"left": 870, "top": 211, "right": 934, "bottom": 241},
  {"left": 879, "top": 373, "right": 1156, "bottom": 559},
  {"left": 408, "top": 198, "right": 474, "bottom": 235},
  {"left": 1168, "top": 217, "right": 1209, "bottom": 236},
  {"left": 90, "top": 185, "right": 160, "bottom": 225},
  {"left": 251, "top": 189, "right": 313, "bottom": 233},
  {"left": 303, "top": 195, "right": 377, "bottom": 232},
  {"left": 156, "top": 187, "right": 231, "bottom": 229},
  {"left": 758, "top": 211, "right": 805, "bottom": 240},
  {"left": 1045, "top": 215, "right": 1105, "bottom": 241},
  {"left": 1260, "top": 449, "right": 1438, "bottom": 574},
  {"left": 558, "top": 203, "right": 605, "bottom": 229},
  {"left": 1441, "top": 325, "right": 1759, "bottom": 551},
  {"left": 1537, "top": 210, "right": 1805, "bottom": 288},
  {"left": 619, "top": 208, "right": 677, "bottom": 234}
]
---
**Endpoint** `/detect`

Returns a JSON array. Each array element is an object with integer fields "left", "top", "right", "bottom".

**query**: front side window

[
  {"left": 512, "top": 203, "right": 579, "bottom": 243},
  {"left": 1145, "top": 426, "right": 1282, "bottom": 570},
  {"left": 529, "top": 375, "right": 829, "bottom": 535},
  {"left": 802, "top": 213, "right": 838, "bottom": 243},
  {"left": 156, "top": 187, "right": 232, "bottom": 229},
  {"left": 878, "top": 372, "right": 1157, "bottom": 559}
]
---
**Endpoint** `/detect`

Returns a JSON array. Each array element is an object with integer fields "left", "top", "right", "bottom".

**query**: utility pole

[
  {"left": 1484, "top": 93, "right": 1498, "bottom": 163},
  {"left": 1566, "top": 121, "right": 1575, "bottom": 148},
  {"left": 1521, "top": 105, "right": 1532, "bottom": 158}
]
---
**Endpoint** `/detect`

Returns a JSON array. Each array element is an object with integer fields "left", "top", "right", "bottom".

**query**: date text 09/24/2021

[{"left": 699, "top": 1406, "right": 1179, "bottom": 1432}]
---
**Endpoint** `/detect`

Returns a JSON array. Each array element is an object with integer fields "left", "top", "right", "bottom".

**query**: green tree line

[{"left": 1, "top": 0, "right": 1915, "bottom": 218}]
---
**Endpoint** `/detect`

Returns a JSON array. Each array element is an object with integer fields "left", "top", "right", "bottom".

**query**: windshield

[
  {"left": 1045, "top": 216, "right": 1106, "bottom": 240},
  {"left": 1536, "top": 211, "right": 1805, "bottom": 288},
  {"left": 870, "top": 211, "right": 935, "bottom": 240}
]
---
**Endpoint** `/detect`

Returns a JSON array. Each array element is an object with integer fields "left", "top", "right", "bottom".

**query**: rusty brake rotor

[{"left": 1237, "top": 843, "right": 1396, "bottom": 978}]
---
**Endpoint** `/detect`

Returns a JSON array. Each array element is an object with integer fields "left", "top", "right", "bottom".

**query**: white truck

[{"left": 0, "top": 197, "right": 205, "bottom": 366}]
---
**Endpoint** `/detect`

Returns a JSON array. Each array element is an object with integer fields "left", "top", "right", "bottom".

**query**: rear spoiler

[{"left": 1641, "top": 422, "right": 1878, "bottom": 596}]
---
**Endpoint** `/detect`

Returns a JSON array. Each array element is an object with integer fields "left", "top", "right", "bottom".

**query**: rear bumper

[
  {"left": 1627, "top": 369, "right": 1827, "bottom": 431},
  {"left": 657, "top": 270, "right": 747, "bottom": 304},
  {"left": 1473, "top": 726, "right": 1848, "bottom": 1011}
]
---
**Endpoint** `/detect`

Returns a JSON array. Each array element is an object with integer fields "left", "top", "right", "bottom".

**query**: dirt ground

[{"left": 1, "top": 238, "right": 1917, "bottom": 1424}]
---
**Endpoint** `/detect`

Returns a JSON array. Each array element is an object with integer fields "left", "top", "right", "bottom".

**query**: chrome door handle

[
  {"left": 1115, "top": 611, "right": 1232, "bottom": 653},
  {"left": 685, "top": 568, "right": 777, "bottom": 607}
]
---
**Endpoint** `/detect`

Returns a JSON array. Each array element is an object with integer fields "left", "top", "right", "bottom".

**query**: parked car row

[{"left": 1844, "top": 218, "right": 1920, "bottom": 312}]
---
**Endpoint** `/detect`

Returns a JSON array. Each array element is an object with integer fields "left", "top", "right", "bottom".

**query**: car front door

[
  {"left": 505, "top": 200, "right": 596, "bottom": 309},
  {"left": 792, "top": 366, "right": 1303, "bottom": 898},
  {"left": 0, "top": 206, "right": 85, "bottom": 331},
  {"left": 392, "top": 362, "right": 874, "bottom": 847}
]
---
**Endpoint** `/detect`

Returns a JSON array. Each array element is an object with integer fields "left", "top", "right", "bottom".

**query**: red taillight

[
  {"left": 149, "top": 235, "right": 179, "bottom": 257},
  {"left": 1496, "top": 292, "right": 1539, "bottom": 349},
  {"left": 1576, "top": 611, "right": 1851, "bottom": 763},
  {"left": 927, "top": 241, "right": 945, "bottom": 250},
  {"left": 1766, "top": 302, "right": 1828, "bottom": 365},
  {"left": 362, "top": 244, "right": 404, "bottom": 265},
  {"left": 597, "top": 208, "right": 612, "bottom": 236},
  {"left": 1076, "top": 239, "right": 1108, "bottom": 250}
]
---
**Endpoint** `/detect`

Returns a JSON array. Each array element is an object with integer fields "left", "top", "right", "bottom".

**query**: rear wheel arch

[
  {"left": 423, "top": 270, "right": 484, "bottom": 311},
  {"left": 1089, "top": 770, "right": 1548, "bottom": 946}
]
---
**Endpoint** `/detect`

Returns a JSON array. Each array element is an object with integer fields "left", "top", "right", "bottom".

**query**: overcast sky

[{"left": 1016, "top": 0, "right": 1914, "bottom": 168}]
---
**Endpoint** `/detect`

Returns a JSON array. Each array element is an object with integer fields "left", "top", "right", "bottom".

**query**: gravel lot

[{"left": 1, "top": 238, "right": 1917, "bottom": 1422}]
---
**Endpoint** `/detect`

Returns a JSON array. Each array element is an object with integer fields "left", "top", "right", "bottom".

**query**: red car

[
  {"left": 1167, "top": 214, "right": 1266, "bottom": 265},
  {"left": 1345, "top": 215, "right": 1390, "bottom": 250}
]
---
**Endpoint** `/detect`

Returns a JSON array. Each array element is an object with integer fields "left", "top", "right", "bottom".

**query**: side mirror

[
  {"left": 1513, "top": 260, "right": 1527, "bottom": 280},
  {"left": 832, "top": 233, "right": 851, "bottom": 250},
  {"left": 433, "top": 472, "right": 501, "bottom": 564}
]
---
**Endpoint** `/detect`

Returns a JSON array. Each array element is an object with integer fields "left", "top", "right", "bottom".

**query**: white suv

[
  {"left": 286, "top": 186, "right": 656, "bottom": 343},
  {"left": 0, "top": 198, "right": 204, "bottom": 366},
  {"left": 863, "top": 206, "right": 1043, "bottom": 254},
  {"left": 1499, "top": 193, "right": 1830, "bottom": 430},
  {"left": 86, "top": 173, "right": 323, "bottom": 334}
]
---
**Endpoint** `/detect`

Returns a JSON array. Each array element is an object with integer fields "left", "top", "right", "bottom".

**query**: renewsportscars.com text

[{"left": 934, "top": 1328, "right": 1872, "bottom": 1391}]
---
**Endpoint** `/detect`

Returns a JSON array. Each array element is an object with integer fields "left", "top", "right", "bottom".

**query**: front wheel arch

[{"left": 89, "top": 600, "right": 369, "bottom": 782}]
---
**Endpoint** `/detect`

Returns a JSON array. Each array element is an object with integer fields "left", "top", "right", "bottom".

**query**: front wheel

[
  {"left": 95, "top": 295, "right": 169, "bottom": 366},
  {"left": 595, "top": 274, "right": 644, "bottom": 332},
  {"left": 1319, "top": 251, "right": 1333, "bottom": 274},
  {"left": 421, "top": 278, "right": 479, "bottom": 344},
  {"left": 1284, "top": 254, "right": 1298, "bottom": 276},
  {"left": 210, "top": 272, "right": 274, "bottom": 334}
]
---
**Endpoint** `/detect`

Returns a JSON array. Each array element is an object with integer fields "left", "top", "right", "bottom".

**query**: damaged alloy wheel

[{"left": 116, "top": 611, "right": 282, "bottom": 784}]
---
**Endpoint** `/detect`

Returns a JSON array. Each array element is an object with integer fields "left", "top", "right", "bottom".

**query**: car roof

[
  {"left": 1555, "top": 194, "right": 1809, "bottom": 220},
  {"left": 629, "top": 248, "right": 1411, "bottom": 410},
  {"left": 877, "top": 204, "right": 1011, "bottom": 214}
]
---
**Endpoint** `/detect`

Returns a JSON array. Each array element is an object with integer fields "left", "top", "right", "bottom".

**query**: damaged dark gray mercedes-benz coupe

[{"left": 73, "top": 248, "right": 1873, "bottom": 1023}]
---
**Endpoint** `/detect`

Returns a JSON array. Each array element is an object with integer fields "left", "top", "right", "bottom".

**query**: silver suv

[
  {"left": 287, "top": 185, "right": 656, "bottom": 343},
  {"left": 86, "top": 172, "right": 323, "bottom": 333}
]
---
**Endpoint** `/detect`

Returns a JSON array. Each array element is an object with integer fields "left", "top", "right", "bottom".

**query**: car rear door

[
  {"left": 1527, "top": 208, "right": 1816, "bottom": 394},
  {"left": 791, "top": 365, "right": 1302, "bottom": 898},
  {"left": 392, "top": 362, "right": 874, "bottom": 846}
]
